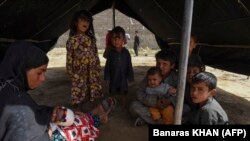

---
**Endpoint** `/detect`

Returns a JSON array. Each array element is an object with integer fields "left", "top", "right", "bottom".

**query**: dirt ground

[{"left": 30, "top": 48, "right": 250, "bottom": 141}]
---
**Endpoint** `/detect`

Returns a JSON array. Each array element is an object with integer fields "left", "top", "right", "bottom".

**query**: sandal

[
  {"left": 96, "top": 104, "right": 110, "bottom": 124},
  {"left": 134, "top": 117, "right": 146, "bottom": 127},
  {"left": 90, "top": 97, "right": 116, "bottom": 124},
  {"left": 101, "top": 97, "right": 116, "bottom": 113}
]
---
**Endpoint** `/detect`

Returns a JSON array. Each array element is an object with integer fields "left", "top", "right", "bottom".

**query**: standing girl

[
  {"left": 104, "top": 26, "right": 134, "bottom": 107},
  {"left": 66, "top": 10, "right": 103, "bottom": 106}
]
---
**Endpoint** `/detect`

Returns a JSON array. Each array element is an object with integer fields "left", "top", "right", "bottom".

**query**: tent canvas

[{"left": 1, "top": 0, "right": 250, "bottom": 75}]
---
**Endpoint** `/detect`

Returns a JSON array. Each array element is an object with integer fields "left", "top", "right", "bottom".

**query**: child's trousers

[{"left": 149, "top": 105, "right": 174, "bottom": 124}]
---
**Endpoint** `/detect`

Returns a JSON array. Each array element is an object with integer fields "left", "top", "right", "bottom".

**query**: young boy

[
  {"left": 146, "top": 67, "right": 176, "bottom": 124},
  {"left": 185, "top": 55, "right": 205, "bottom": 108},
  {"left": 182, "top": 55, "right": 205, "bottom": 123},
  {"left": 104, "top": 26, "right": 134, "bottom": 107},
  {"left": 169, "top": 34, "right": 199, "bottom": 71},
  {"left": 131, "top": 50, "right": 178, "bottom": 126},
  {"left": 188, "top": 72, "right": 229, "bottom": 125}
]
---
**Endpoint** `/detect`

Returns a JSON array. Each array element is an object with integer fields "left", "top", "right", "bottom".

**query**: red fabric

[
  {"left": 105, "top": 32, "right": 112, "bottom": 48},
  {"left": 59, "top": 114, "right": 100, "bottom": 141}
]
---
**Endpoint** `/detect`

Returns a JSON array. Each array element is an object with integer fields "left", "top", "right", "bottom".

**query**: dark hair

[
  {"left": 69, "top": 10, "right": 96, "bottom": 42},
  {"left": 146, "top": 67, "right": 162, "bottom": 78},
  {"left": 192, "top": 72, "right": 217, "bottom": 90},
  {"left": 111, "top": 26, "right": 126, "bottom": 37},
  {"left": 155, "top": 50, "right": 176, "bottom": 65},
  {"left": 188, "top": 55, "right": 205, "bottom": 71}
]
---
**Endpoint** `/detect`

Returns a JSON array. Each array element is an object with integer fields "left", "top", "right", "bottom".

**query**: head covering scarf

[
  {"left": 0, "top": 41, "right": 49, "bottom": 91},
  {"left": 0, "top": 41, "right": 52, "bottom": 141},
  {"left": 69, "top": 9, "right": 96, "bottom": 43}
]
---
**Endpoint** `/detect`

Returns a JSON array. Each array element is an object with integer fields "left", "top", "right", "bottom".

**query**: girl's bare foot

[
  {"left": 91, "top": 104, "right": 110, "bottom": 124},
  {"left": 91, "top": 97, "right": 116, "bottom": 124}
]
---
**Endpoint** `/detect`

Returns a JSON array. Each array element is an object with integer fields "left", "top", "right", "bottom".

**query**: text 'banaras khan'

[{"left": 153, "top": 129, "right": 221, "bottom": 137}]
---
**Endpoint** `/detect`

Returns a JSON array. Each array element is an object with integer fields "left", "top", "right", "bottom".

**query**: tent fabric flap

[{"left": 0, "top": 0, "right": 250, "bottom": 75}]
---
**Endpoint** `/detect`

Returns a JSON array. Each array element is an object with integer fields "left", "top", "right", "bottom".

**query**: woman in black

[
  {"left": 0, "top": 41, "right": 116, "bottom": 141},
  {"left": 0, "top": 41, "right": 53, "bottom": 140}
]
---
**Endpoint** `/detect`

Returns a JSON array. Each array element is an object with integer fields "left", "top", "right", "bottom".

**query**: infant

[{"left": 53, "top": 106, "right": 75, "bottom": 127}]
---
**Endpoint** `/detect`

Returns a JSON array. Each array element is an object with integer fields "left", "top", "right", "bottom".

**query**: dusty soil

[{"left": 30, "top": 48, "right": 250, "bottom": 141}]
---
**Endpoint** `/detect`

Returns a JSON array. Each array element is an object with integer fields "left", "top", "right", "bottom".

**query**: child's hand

[
  {"left": 157, "top": 97, "right": 170, "bottom": 109},
  {"left": 168, "top": 87, "right": 176, "bottom": 95}
]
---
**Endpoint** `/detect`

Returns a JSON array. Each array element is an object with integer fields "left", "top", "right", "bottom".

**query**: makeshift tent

[{"left": 1, "top": 0, "right": 250, "bottom": 75}]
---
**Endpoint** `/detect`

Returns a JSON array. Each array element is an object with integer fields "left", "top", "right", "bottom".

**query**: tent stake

[{"left": 174, "top": 0, "right": 194, "bottom": 125}]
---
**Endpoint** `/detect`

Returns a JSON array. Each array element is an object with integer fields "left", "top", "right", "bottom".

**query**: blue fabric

[
  {"left": 87, "top": 112, "right": 100, "bottom": 128},
  {"left": 92, "top": 115, "right": 101, "bottom": 128},
  {"left": 51, "top": 130, "right": 66, "bottom": 141}
]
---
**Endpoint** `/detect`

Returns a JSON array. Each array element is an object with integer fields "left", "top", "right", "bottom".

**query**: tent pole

[
  {"left": 174, "top": 0, "right": 194, "bottom": 125},
  {"left": 112, "top": 1, "right": 116, "bottom": 28}
]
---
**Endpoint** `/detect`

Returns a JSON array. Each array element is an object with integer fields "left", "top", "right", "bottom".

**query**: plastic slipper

[
  {"left": 101, "top": 97, "right": 116, "bottom": 112},
  {"left": 134, "top": 117, "right": 146, "bottom": 127}
]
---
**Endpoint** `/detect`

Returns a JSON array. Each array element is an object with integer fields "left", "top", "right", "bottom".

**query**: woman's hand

[
  {"left": 51, "top": 106, "right": 61, "bottom": 122},
  {"left": 48, "top": 127, "right": 53, "bottom": 139}
]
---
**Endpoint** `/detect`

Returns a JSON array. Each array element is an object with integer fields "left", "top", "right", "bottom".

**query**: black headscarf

[
  {"left": 0, "top": 41, "right": 49, "bottom": 91},
  {"left": 0, "top": 41, "right": 53, "bottom": 140}
]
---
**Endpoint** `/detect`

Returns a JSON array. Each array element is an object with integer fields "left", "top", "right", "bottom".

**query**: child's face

[
  {"left": 189, "top": 37, "right": 197, "bottom": 55},
  {"left": 187, "top": 66, "right": 200, "bottom": 83},
  {"left": 147, "top": 73, "right": 162, "bottom": 88},
  {"left": 190, "top": 82, "right": 214, "bottom": 106},
  {"left": 111, "top": 33, "right": 125, "bottom": 48},
  {"left": 76, "top": 18, "right": 90, "bottom": 34},
  {"left": 156, "top": 59, "right": 175, "bottom": 77}
]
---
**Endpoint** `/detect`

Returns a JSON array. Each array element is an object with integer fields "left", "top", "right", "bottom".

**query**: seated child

[
  {"left": 185, "top": 55, "right": 206, "bottom": 109},
  {"left": 146, "top": 67, "right": 176, "bottom": 124},
  {"left": 188, "top": 72, "right": 229, "bottom": 125},
  {"left": 50, "top": 97, "right": 116, "bottom": 141},
  {"left": 182, "top": 55, "right": 206, "bottom": 124}
]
